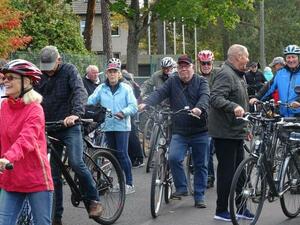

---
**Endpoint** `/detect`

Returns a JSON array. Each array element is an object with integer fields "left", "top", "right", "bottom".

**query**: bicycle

[
  {"left": 46, "top": 119, "right": 126, "bottom": 225},
  {"left": 229, "top": 111, "right": 300, "bottom": 225},
  {"left": 150, "top": 107, "right": 199, "bottom": 218}
]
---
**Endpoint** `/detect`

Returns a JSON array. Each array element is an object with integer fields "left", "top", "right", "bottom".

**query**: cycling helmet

[
  {"left": 107, "top": 58, "right": 122, "bottom": 69},
  {"left": 197, "top": 50, "right": 214, "bottom": 62},
  {"left": 1, "top": 59, "right": 42, "bottom": 82},
  {"left": 160, "top": 57, "right": 175, "bottom": 68},
  {"left": 283, "top": 45, "right": 300, "bottom": 55}
]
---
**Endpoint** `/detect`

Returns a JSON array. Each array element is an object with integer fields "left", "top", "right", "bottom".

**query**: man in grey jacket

[{"left": 208, "top": 44, "right": 253, "bottom": 222}]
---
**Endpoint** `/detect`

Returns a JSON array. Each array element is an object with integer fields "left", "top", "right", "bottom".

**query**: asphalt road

[{"left": 59, "top": 163, "right": 300, "bottom": 225}]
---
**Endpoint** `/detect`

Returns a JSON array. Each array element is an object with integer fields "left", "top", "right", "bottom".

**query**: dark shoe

[
  {"left": 89, "top": 200, "right": 104, "bottom": 218},
  {"left": 171, "top": 191, "right": 188, "bottom": 199},
  {"left": 207, "top": 179, "right": 214, "bottom": 189},
  {"left": 132, "top": 159, "right": 145, "bottom": 168},
  {"left": 52, "top": 218, "right": 62, "bottom": 225},
  {"left": 236, "top": 208, "right": 254, "bottom": 220},
  {"left": 214, "top": 211, "right": 231, "bottom": 222},
  {"left": 195, "top": 200, "right": 206, "bottom": 208}
]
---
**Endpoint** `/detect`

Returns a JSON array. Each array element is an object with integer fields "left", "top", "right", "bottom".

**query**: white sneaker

[
  {"left": 126, "top": 184, "right": 135, "bottom": 195},
  {"left": 111, "top": 184, "right": 120, "bottom": 193}
]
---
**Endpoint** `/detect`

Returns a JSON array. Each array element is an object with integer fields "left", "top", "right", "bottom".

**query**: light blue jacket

[
  {"left": 262, "top": 66, "right": 300, "bottom": 116},
  {"left": 88, "top": 82, "right": 138, "bottom": 131}
]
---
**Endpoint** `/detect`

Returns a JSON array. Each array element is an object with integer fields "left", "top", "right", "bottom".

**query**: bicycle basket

[{"left": 84, "top": 104, "right": 106, "bottom": 123}]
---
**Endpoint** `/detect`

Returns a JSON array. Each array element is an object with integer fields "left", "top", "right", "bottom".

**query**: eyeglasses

[
  {"left": 178, "top": 64, "right": 191, "bottom": 69},
  {"left": 1, "top": 74, "right": 21, "bottom": 82},
  {"left": 200, "top": 61, "right": 212, "bottom": 66}
]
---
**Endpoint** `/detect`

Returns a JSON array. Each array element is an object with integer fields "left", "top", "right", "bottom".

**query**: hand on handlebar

[
  {"left": 234, "top": 105, "right": 245, "bottom": 118},
  {"left": 138, "top": 103, "right": 147, "bottom": 111},
  {"left": 64, "top": 115, "right": 79, "bottom": 127},
  {"left": 249, "top": 98, "right": 259, "bottom": 105}
]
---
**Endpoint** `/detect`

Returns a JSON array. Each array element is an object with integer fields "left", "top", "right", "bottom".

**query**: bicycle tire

[
  {"left": 186, "top": 152, "right": 194, "bottom": 195},
  {"left": 229, "top": 157, "right": 266, "bottom": 225},
  {"left": 146, "top": 124, "right": 160, "bottom": 173},
  {"left": 85, "top": 149, "right": 126, "bottom": 225},
  {"left": 150, "top": 148, "right": 165, "bottom": 218},
  {"left": 143, "top": 118, "right": 154, "bottom": 158},
  {"left": 164, "top": 161, "right": 174, "bottom": 204},
  {"left": 280, "top": 150, "right": 300, "bottom": 218}
]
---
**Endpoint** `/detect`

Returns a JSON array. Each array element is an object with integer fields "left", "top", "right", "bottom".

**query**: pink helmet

[
  {"left": 197, "top": 50, "right": 214, "bottom": 62},
  {"left": 1, "top": 59, "right": 42, "bottom": 83}
]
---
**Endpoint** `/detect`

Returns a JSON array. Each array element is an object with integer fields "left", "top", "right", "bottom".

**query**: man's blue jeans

[
  {"left": 50, "top": 125, "right": 99, "bottom": 220},
  {"left": 169, "top": 132, "right": 209, "bottom": 202},
  {"left": 0, "top": 189, "right": 53, "bottom": 225}
]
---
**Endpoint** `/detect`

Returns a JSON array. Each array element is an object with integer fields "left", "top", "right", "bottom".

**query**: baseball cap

[
  {"left": 269, "top": 57, "right": 285, "bottom": 67},
  {"left": 177, "top": 55, "right": 193, "bottom": 64},
  {"left": 40, "top": 46, "right": 60, "bottom": 71}
]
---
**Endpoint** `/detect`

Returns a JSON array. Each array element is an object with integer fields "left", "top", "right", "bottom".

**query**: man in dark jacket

[
  {"left": 83, "top": 65, "right": 100, "bottom": 96},
  {"left": 139, "top": 55, "right": 210, "bottom": 208},
  {"left": 245, "top": 61, "right": 266, "bottom": 97},
  {"left": 209, "top": 44, "right": 253, "bottom": 222},
  {"left": 36, "top": 46, "right": 103, "bottom": 225}
]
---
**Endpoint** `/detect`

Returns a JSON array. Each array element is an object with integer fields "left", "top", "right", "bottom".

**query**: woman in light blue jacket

[{"left": 88, "top": 58, "right": 138, "bottom": 194}]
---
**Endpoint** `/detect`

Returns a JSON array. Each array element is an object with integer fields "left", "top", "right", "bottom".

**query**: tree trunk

[
  {"left": 83, "top": 0, "right": 96, "bottom": 51},
  {"left": 101, "top": 0, "right": 112, "bottom": 61},
  {"left": 126, "top": 19, "right": 139, "bottom": 75},
  {"left": 156, "top": 20, "right": 164, "bottom": 54}
]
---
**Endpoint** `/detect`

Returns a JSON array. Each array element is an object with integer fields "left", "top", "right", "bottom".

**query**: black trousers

[
  {"left": 214, "top": 138, "right": 244, "bottom": 214},
  {"left": 128, "top": 117, "right": 144, "bottom": 161}
]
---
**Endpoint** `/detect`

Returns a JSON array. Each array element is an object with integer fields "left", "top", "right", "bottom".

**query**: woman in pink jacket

[{"left": 0, "top": 59, "right": 54, "bottom": 225}]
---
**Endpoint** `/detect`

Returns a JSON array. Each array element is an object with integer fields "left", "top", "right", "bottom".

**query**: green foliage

[{"left": 11, "top": 0, "right": 88, "bottom": 54}]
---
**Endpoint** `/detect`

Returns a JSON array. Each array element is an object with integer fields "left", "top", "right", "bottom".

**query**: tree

[
  {"left": 11, "top": 0, "right": 88, "bottom": 54},
  {"left": 109, "top": 0, "right": 254, "bottom": 75},
  {"left": 0, "top": 0, "right": 31, "bottom": 58},
  {"left": 83, "top": 0, "right": 96, "bottom": 51},
  {"left": 101, "top": 0, "right": 113, "bottom": 61}
]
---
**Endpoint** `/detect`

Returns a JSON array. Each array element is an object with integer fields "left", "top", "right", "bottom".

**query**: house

[{"left": 71, "top": 0, "right": 128, "bottom": 59}]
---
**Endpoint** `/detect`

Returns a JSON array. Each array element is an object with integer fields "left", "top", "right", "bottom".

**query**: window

[
  {"left": 111, "top": 25, "right": 120, "bottom": 36},
  {"left": 113, "top": 53, "right": 120, "bottom": 59},
  {"left": 80, "top": 20, "right": 86, "bottom": 36}
]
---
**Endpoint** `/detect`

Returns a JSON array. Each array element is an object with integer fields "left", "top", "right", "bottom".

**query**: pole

[
  {"left": 194, "top": 24, "right": 197, "bottom": 70},
  {"left": 173, "top": 19, "right": 176, "bottom": 55},
  {"left": 259, "top": 0, "right": 266, "bottom": 69},
  {"left": 163, "top": 20, "right": 166, "bottom": 55},
  {"left": 182, "top": 18, "right": 185, "bottom": 54}
]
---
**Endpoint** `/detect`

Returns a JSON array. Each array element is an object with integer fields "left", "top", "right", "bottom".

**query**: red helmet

[
  {"left": 1, "top": 59, "right": 42, "bottom": 82},
  {"left": 197, "top": 50, "right": 214, "bottom": 62}
]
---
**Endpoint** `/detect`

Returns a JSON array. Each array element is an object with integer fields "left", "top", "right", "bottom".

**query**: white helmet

[{"left": 160, "top": 57, "right": 176, "bottom": 68}]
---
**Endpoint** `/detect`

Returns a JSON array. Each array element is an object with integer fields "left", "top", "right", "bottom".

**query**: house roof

[{"left": 72, "top": 0, "right": 102, "bottom": 15}]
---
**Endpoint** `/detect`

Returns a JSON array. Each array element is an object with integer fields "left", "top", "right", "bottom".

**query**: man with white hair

[{"left": 83, "top": 65, "right": 100, "bottom": 96}]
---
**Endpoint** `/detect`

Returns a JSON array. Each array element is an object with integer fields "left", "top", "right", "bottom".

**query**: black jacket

[
  {"left": 36, "top": 63, "right": 88, "bottom": 122},
  {"left": 208, "top": 61, "right": 248, "bottom": 139},
  {"left": 145, "top": 73, "right": 210, "bottom": 136},
  {"left": 83, "top": 76, "right": 99, "bottom": 96}
]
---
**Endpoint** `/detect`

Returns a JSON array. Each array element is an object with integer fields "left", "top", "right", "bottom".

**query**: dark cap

[
  {"left": 247, "top": 61, "right": 260, "bottom": 69},
  {"left": 177, "top": 55, "right": 193, "bottom": 64},
  {"left": 269, "top": 57, "right": 285, "bottom": 67},
  {"left": 40, "top": 46, "right": 60, "bottom": 71}
]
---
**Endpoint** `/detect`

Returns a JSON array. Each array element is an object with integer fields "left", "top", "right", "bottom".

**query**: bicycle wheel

[
  {"left": 186, "top": 152, "right": 194, "bottom": 195},
  {"left": 143, "top": 118, "right": 154, "bottom": 157},
  {"left": 229, "top": 157, "right": 266, "bottom": 225},
  {"left": 150, "top": 148, "right": 165, "bottom": 218},
  {"left": 280, "top": 150, "right": 300, "bottom": 218},
  {"left": 164, "top": 159, "right": 175, "bottom": 204},
  {"left": 86, "top": 149, "right": 126, "bottom": 225},
  {"left": 146, "top": 124, "right": 161, "bottom": 173}
]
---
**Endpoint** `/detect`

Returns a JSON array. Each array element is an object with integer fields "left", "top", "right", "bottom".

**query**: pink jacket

[{"left": 0, "top": 98, "right": 54, "bottom": 192}]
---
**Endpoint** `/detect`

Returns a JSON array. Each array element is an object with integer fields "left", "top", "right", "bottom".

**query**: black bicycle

[
  {"left": 229, "top": 111, "right": 300, "bottom": 225},
  {"left": 46, "top": 119, "right": 126, "bottom": 225}
]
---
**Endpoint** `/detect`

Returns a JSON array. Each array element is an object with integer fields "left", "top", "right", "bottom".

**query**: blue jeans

[
  {"left": 169, "top": 132, "right": 209, "bottom": 202},
  {"left": 0, "top": 189, "right": 53, "bottom": 225},
  {"left": 208, "top": 137, "right": 215, "bottom": 181},
  {"left": 50, "top": 125, "right": 99, "bottom": 220},
  {"left": 105, "top": 131, "right": 133, "bottom": 185}
]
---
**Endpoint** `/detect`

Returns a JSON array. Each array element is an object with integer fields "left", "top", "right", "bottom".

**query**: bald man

[{"left": 209, "top": 44, "right": 253, "bottom": 221}]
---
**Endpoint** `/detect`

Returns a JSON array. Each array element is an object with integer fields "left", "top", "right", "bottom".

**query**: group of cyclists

[{"left": 0, "top": 43, "right": 300, "bottom": 225}]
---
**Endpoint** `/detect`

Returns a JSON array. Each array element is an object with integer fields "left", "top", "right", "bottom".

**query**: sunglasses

[
  {"left": 200, "top": 61, "right": 212, "bottom": 66},
  {"left": 1, "top": 74, "right": 21, "bottom": 82}
]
